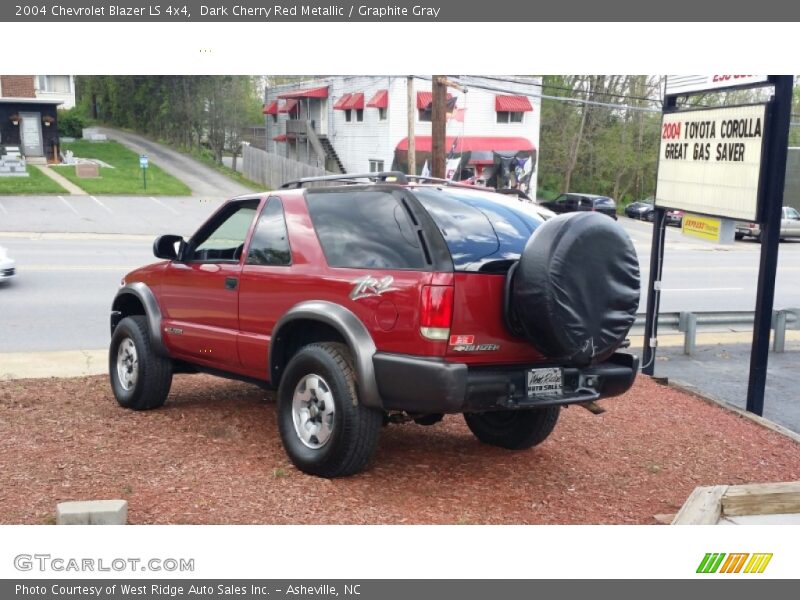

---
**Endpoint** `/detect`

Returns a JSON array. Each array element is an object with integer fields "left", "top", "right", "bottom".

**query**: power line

[
  {"left": 412, "top": 75, "right": 662, "bottom": 114},
  {"left": 473, "top": 74, "right": 664, "bottom": 105}
]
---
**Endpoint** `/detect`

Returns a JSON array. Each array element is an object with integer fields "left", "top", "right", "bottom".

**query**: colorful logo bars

[{"left": 696, "top": 553, "right": 773, "bottom": 574}]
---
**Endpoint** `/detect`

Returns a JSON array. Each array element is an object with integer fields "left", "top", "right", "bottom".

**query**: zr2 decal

[{"left": 349, "top": 275, "right": 396, "bottom": 301}]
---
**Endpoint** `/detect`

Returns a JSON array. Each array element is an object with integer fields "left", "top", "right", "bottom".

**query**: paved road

[
  {"left": 0, "top": 234, "right": 152, "bottom": 353},
  {"left": 97, "top": 127, "right": 253, "bottom": 199},
  {"left": 0, "top": 195, "right": 223, "bottom": 237},
  {"left": 623, "top": 217, "right": 800, "bottom": 313}
]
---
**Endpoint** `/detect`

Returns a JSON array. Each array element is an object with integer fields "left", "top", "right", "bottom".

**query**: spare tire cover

[{"left": 511, "top": 212, "right": 640, "bottom": 366}]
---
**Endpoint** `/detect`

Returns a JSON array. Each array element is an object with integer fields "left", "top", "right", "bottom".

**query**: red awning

[
  {"left": 333, "top": 93, "right": 352, "bottom": 110},
  {"left": 278, "top": 99, "right": 299, "bottom": 113},
  {"left": 495, "top": 95, "right": 533, "bottom": 112},
  {"left": 278, "top": 86, "right": 329, "bottom": 99},
  {"left": 416, "top": 91, "right": 453, "bottom": 109},
  {"left": 263, "top": 100, "right": 279, "bottom": 115},
  {"left": 341, "top": 92, "right": 364, "bottom": 110},
  {"left": 396, "top": 136, "right": 534, "bottom": 153},
  {"left": 366, "top": 89, "right": 388, "bottom": 109}
]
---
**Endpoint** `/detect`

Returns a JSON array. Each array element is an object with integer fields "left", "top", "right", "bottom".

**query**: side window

[
  {"left": 306, "top": 191, "right": 426, "bottom": 269},
  {"left": 246, "top": 198, "right": 292, "bottom": 266},
  {"left": 189, "top": 201, "right": 258, "bottom": 262}
]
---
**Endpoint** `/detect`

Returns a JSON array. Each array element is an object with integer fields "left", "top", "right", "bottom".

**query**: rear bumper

[{"left": 373, "top": 352, "right": 638, "bottom": 414}]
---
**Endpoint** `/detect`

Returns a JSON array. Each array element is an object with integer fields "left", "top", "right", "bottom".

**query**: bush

[{"left": 58, "top": 108, "right": 87, "bottom": 138}]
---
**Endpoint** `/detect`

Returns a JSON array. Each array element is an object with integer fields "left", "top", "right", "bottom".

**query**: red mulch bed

[{"left": 1, "top": 374, "right": 798, "bottom": 524}]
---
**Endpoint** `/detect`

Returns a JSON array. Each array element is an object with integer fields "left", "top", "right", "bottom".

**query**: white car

[
  {"left": 735, "top": 206, "right": 800, "bottom": 241},
  {"left": 0, "top": 246, "right": 16, "bottom": 282}
]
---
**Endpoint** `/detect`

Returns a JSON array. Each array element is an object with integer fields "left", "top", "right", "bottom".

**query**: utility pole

[
  {"left": 431, "top": 75, "right": 447, "bottom": 178},
  {"left": 407, "top": 76, "right": 416, "bottom": 175}
]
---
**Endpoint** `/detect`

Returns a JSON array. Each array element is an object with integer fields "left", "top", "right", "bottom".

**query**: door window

[
  {"left": 246, "top": 198, "right": 292, "bottom": 266},
  {"left": 188, "top": 201, "right": 259, "bottom": 262},
  {"left": 784, "top": 207, "right": 800, "bottom": 220}
]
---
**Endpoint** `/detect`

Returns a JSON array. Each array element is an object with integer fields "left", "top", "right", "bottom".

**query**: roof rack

[
  {"left": 281, "top": 171, "right": 491, "bottom": 191},
  {"left": 281, "top": 171, "right": 409, "bottom": 189}
]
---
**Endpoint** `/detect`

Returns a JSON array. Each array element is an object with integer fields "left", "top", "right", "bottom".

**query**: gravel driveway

[{"left": 1, "top": 375, "right": 798, "bottom": 525}]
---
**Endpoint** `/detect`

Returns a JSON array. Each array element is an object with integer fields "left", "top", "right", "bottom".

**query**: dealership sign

[
  {"left": 655, "top": 104, "right": 767, "bottom": 221},
  {"left": 665, "top": 75, "right": 768, "bottom": 95}
]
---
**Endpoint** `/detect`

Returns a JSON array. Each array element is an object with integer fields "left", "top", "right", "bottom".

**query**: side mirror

[{"left": 153, "top": 234, "right": 185, "bottom": 261}]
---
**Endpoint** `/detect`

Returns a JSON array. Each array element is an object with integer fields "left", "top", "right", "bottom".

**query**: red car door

[{"left": 159, "top": 199, "right": 261, "bottom": 372}]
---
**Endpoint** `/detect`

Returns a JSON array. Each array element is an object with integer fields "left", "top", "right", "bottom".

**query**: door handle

[{"left": 225, "top": 277, "right": 238, "bottom": 290}]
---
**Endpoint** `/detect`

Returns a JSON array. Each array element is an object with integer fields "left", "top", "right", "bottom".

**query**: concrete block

[{"left": 56, "top": 499, "right": 128, "bottom": 525}]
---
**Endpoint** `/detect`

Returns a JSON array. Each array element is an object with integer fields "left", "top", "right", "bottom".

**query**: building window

[
  {"left": 369, "top": 160, "right": 385, "bottom": 173},
  {"left": 37, "top": 75, "right": 71, "bottom": 94},
  {"left": 345, "top": 109, "right": 352, "bottom": 122},
  {"left": 418, "top": 109, "right": 432, "bottom": 122},
  {"left": 356, "top": 109, "right": 364, "bottom": 122},
  {"left": 378, "top": 107, "right": 387, "bottom": 121},
  {"left": 497, "top": 111, "right": 524, "bottom": 124}
]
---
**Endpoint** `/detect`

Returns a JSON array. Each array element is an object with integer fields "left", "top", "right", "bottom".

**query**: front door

[
  {"left": 159, "top": 199, "right": 261, "bottom": 372},
  {"left": 20, "top": 112, "right": 43, "bottom": 157}
]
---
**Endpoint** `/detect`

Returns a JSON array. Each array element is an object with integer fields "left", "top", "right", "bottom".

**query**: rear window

[
  {"left": 306, "top": 190, "right": 426, "bottom": 269},
  {"left": 595, "top": 197, "right": 615, "bottom": 207},
  {"left": 413, "top": 188, "right": 544, "bottom": 272}
]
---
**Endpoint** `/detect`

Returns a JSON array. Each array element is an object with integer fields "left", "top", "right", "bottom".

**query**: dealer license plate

[{"left": 527, "top": 367, "right": 563, "bottom": 396}]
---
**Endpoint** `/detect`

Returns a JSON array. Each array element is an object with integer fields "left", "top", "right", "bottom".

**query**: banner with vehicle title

[{"left": 655, "top": 104, "right": 767, "bottom": 221}]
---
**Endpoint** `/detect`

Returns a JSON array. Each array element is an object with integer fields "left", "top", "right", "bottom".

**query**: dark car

[
  {"left": 541, "top": 193, "right": 618, "bottom": 220},
  {"left": 625, "top": 199, "right": 654, "bottom": 221},
  {"left": 108, "top": 172, "right": 640, "bottom": 478}
]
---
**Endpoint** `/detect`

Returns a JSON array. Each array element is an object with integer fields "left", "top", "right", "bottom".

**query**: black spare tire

[{"left": 509, "top": 212, "right": 640, "bottom": 366}]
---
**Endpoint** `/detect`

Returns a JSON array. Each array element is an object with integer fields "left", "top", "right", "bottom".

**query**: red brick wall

[{"left": 0, "top": 76, "right": 36, "bottom": 98}]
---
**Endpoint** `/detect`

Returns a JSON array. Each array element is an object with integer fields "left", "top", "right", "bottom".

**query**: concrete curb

[
  {"left": 664, "top": 378, "right": 800, "bottom": 445},
  {"left": 0, "top": 349, "right": 107, "bottom": 380}
]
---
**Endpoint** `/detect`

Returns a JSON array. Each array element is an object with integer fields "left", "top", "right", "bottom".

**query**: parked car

[
  {"left": 540, "top": 193, "right": 618, "bottom": 220},
  {"left": 108, "top": 173, "right": 640, "bottom": 477},
  {"left": 666, "top": 209, "right": 684, "bottom": 227},
  {"left": 0, "top": 246, "right": 15, "bottom": 282},
  {"left": 624, "top": 199, "right": 654, "bottom": 220},
  {"left": 735, "top": 206, "right": 800, "bottom": 241}
]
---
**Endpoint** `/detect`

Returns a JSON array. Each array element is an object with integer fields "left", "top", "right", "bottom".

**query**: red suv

[{"left": 109, "top": 173, "right": 640, "bottom": 477}]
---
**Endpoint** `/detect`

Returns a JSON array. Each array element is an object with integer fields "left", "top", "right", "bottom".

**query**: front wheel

[
  {"left": 277, "top": 342, "right": 382, "bottom": 477},
  {"left": 464, "top": 407, "right": 560, "bottom": 450},
  {"left": 109, "top": 315, "right": 172, "bottom": 410}
]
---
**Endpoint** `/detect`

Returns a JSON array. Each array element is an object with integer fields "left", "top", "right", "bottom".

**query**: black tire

[
  {"left": 464, "top": 407, "right": 560, "bottom": 450},
  {"left": 277, "top": 342, "right": 382, "bottom": 478},
  {"left": 509, "top": 212, "right": 640, "bottom": 366},
  {"left": 109, "top": 315, "right": 172, "bottom": 410},
  {"left": 734, "top": 232, "right": 744, "bottom": 240}
]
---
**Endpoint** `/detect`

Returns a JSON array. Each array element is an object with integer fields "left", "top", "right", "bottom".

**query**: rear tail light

[{"left": 420, "top": 285, "right": 453, "bottom": 341}]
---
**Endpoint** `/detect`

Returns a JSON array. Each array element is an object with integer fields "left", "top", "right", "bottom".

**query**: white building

[
  {"left": 34, "top": 76, "right": 76, "bottom": 109},
  {"left": 263, "top": 75, "right": 541, "bottom": 195}
]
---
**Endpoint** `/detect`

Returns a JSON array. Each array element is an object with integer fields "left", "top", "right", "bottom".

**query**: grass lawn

[
  {"left": 54, "top": 140, "right": 191, "bottom": 195},
  {"left": 0, "top": 166, "right": 68, "bottom": 195},
  {"left": 183, "top": 147, "right": 265, "bottom": 192}
]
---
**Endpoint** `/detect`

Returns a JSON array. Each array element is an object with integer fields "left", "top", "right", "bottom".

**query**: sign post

[
  {"left": 139, "top": 154, "right": 149, "bottom": 191},
  {"left": 746, "top": 75, "right": 793, "bottom": 415},
  {"left": 644, "top": 75, "right": 793, "bottom": 416}
]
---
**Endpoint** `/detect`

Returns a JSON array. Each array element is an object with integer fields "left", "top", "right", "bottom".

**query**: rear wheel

[
  {"left": 734, "top": 232, "right": 744, "bottom": 240},
  {"left": 277, "top": 342, "right": 382, "bottom": 478},
  {"left": 464, "top": 407, "right": 560, "bottom": 450}
]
